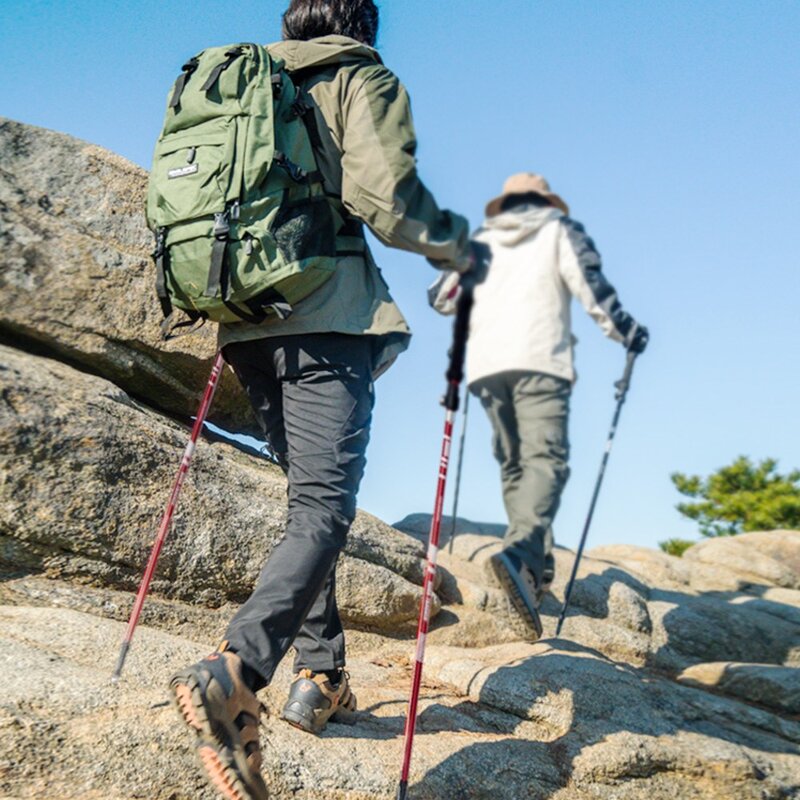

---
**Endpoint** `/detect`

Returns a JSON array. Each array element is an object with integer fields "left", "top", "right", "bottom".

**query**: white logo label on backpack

[{"left": 167, "top": 164, "right": 199, "bottom": 179}]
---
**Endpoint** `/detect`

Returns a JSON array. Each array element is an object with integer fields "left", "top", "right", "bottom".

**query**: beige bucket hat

[{"left": 485, "top": 172, "right": 569, "bottom": 218}]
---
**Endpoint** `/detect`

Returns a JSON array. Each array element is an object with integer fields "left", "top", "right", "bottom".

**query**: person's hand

[
  {"left": 626, "top": 323, "right": 650, "bottom": 354},
  {"left": 427, "top": 270, "right": 460, "bottom": 315},
  {"left": 458, "top": 241, "right": 491, "bottom": 290}
]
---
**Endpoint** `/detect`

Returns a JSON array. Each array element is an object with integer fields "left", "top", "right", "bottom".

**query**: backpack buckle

[
  {"left": 152, "top": 227, "right": 167, "bottom": 258},
  {"left": 274, "top": 151, "right": 307, "bottom": 183},
  {"left": 213, "top": 211, "right": 230, "bottom": 237},
  {"left": 290, "top": 97, "right": 311, "bottom": 119}
]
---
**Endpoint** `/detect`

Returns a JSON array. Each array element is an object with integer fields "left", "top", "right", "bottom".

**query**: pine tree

[{"left": 671, "top": 457, "right": 800, "bottom": 538}]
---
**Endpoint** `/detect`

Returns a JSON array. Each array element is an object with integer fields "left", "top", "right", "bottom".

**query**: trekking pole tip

[
  {"left": 396, "top": 781, "right": 409, "bottom": 800},
  {"left": 111, "top": 640, "right": 131, "bottom": 683},
  {"left": 554, "top": 603, "right": 568, "bottom": 636}
]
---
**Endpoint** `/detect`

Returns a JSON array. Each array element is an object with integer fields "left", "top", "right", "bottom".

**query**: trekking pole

[
  {"left": 397, "top": 285, "right": 474, "bottom": 800},
  {"left": 446, "top": 390, "right": 469, "bottom": 555},
  {"left": 112, "top": 351, "right": 225, "bottom": 682},
  {"left": 555, "top": 347, "right": 638, "bottom": 637}
]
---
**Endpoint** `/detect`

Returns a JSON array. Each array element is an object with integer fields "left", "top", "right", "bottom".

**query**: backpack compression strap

[
  {"left": 153, "top": 227, "right": 205, "bottom": 339},
  {"left": 205, "top": 210, "right": 234, "bottom": 300},
  {"left": 169, "top": 58, "right": 200, "bottom": 109},
  {"left": 200, "top": 47, "right": 248, "bottom": 94},
  {"left": 152, "top": 227, "right": 172, "bottom": 318}
]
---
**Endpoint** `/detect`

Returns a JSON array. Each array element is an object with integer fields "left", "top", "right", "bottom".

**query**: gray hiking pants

[
  {"left": 222, "top": 334, "right": 374, "bottom": 684},
  {"left": 471, "top": 371, "right": 571, "bottom": 587}
]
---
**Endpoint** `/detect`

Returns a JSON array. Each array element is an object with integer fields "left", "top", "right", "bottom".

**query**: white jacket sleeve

[
  {"left": 557, "top": 217, "right": 636, "bottom": 344},
  {"left": 427, "top": 269, "right": 461, "bottom": 316}
]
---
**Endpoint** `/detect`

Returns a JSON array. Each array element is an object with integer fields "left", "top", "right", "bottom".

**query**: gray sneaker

[{"left": 489, "top": 550, "right": 544, "bottom": 641}]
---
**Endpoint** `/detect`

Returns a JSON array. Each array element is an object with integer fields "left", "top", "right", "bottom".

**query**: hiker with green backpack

[{"left": 151, "top": 2, "right": 477, "bottom": 798}]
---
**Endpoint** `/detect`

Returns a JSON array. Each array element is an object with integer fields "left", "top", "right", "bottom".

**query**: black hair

[
  {"left": 282, "top": 0, "right": 379, "bottom": 47},
  {"left": 500, "top": 192, "right": 554, "bottom": 213}
]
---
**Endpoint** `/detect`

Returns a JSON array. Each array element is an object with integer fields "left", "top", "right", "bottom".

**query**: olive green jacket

[{"left": 218, "top": 36, "right": 470, "bottom": 376}]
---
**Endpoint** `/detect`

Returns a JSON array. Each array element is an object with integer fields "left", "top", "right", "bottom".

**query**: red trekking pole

[
  {"left": 111, "top": 351, "right": 225, "bottom": 682},
  {"left": 397, "top": 284, "right": 474, "bottom": 799}
]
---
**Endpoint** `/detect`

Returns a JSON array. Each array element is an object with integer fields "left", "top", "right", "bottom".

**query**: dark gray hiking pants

[
  {"left": 471, "top": 371, "right": 571, "bottom": 587},
  {"left": 222, "top": 334, "right": 374, "bottom": 684}
]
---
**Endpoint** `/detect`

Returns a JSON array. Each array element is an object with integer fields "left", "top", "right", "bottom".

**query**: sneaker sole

[
  {"left": 170, "top": 670, "right": 268, "bottom": 800},
  {"left": 490, "top": 554, "right": 544, "bottom": 641}
]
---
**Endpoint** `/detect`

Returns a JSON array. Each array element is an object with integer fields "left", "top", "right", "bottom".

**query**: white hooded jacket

[{"left": 430, "top": 205, "right": 636, "bottom": 386}]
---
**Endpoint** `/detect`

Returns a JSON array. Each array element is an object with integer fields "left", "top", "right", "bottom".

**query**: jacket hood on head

[
  {"left": 481, "top": 205, "right": 563, "bottom": 247},
  {"left": 269, "top": 35, "right": 382, "bottom": 72}
]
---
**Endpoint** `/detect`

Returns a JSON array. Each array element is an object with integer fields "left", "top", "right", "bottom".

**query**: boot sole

[
  {"left": 170, "top": 669, "right": 268, "bottom": 800},
  {"left": 490, "top": 554, "right": 544, "bottom": 641}
]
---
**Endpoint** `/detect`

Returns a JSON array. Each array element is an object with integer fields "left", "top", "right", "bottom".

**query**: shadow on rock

[
  {"left": 413, "top": 640, "right": 800, "bottom": 799},
  {"left": 555, "top": 566, "right": 800, "bottom": 673}
]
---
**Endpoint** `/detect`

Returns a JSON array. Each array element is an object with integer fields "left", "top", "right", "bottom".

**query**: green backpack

[{"left": 146, "top": 43, "right": 339, "bottom": 329}]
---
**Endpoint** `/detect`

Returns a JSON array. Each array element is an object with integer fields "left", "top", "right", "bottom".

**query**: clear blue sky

[{"left": 2, "top": 1, "right": 798, "bottom": 552}]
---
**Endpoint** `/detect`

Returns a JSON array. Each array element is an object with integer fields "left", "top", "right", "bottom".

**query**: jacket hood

[
  {"left": 480, "top": 205, "right": 562, "bottom": 247},
  {"left": 269, "top": 35, "right": 382, "bottom": 71}
]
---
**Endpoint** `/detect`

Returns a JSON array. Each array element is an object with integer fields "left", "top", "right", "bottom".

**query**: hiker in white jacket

[{"left": 431, "top": 172, "right": 649, "bottom": 640}]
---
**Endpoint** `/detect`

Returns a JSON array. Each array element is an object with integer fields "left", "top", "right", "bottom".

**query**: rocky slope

[
  {"left": 0, "top": 345, "right": 434, "bottom": 631},
  {"left": 1, "top": 119, "right": 799, "bottom": 800},
  {"left": 0, "top": 116, "right": 255, "bottom": 434},
  {"left": 2, "top": 525, "right": 799, "bottom": 800}
]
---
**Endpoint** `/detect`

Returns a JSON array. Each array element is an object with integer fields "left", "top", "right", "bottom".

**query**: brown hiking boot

[
  {"left": 280, "top": 669, "right": 357, "bottom": 734},
  {"left": 169, "top": 650, "right": 268, "bottom": 800}
]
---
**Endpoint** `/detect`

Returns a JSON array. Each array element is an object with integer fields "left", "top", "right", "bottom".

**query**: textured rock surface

[
  {"left": 0, "top": 117, "right": 256, "bottom": 433},
  {"left": 682, "top": 530, "right": 800, "bottom": 590},
  {"left": 408, "top": 516, "right": 800, "bottom": 673},
  {"left": 2, "top": 605, "right": 799, "bottom": 800},
  {"left": 3, "top": 357, "right": 797, "bottom": 799},
  {"left": 677, "top": 662, "right": 800, "bottom": 716},
  {"left": 1, "top": 120, "right": 799, "bottom": 800},
  {"left": 0, "top": 345, "right": 430, "bottom": 629}
]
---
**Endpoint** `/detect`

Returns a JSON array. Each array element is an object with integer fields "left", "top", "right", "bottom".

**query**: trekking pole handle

[
  {"left": 614, "top": 349, "right": 638, "bottom": 402},
  {"left": 443, "top": 287, "right": 474, "bottom": 411}
]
